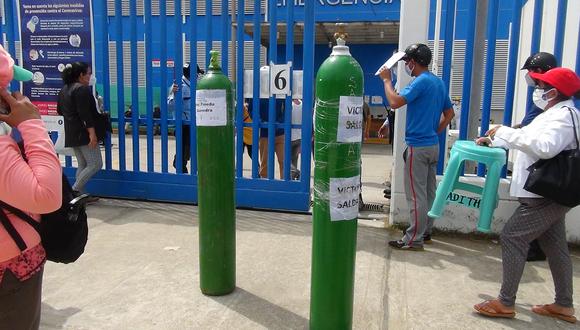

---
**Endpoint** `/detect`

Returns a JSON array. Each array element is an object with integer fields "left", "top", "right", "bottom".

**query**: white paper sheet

[
  {"left": 195, "top": 89, "right": 227, "bottom": 126},
  {"left": 337, "top": 96, "right": 363, "bottom": 143},
  {"left": 374, "top": 51, "right": 406, "bottom": 75},
  {"left": 329, "top": 176, "right": 361, "bottom": 221}
]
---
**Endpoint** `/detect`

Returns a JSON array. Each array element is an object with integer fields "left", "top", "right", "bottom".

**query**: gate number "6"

[{"left": 274, "top": 69, "right": 287, "bottom": 91}]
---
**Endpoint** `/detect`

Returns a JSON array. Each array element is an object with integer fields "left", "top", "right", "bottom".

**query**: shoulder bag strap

[
  {"left": 0, "top": 208, "right": 28, "bottom": 251},
  {"left": 565, "top": 107, "right": 579, "bottom": 150},
  {"left": 0, "top": 201, "right": 41, "bottom": 232}
]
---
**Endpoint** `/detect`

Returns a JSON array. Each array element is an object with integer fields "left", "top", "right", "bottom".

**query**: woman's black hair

[{"left": 61, "top": 62, "right": 90, "bottom": 85}]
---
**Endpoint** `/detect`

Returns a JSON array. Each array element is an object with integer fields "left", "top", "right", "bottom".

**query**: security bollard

[
  {"left": 196, "top": 50, "right": 235, "bottom": 296},
  {"left": 310, "top": 33, "right": 364, "bottom": 330}
]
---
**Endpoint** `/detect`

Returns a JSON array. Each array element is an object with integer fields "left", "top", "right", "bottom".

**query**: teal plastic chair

[{"left": 428, "top": 140, "right": 506, "bottom": 232}]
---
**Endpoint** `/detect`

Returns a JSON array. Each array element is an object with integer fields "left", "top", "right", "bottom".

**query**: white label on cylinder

[
  {"left": 329, "top": 175, "right": 361, "bottom": 221},
  {"left": 337, "top": 96, "right": 363, "bottom": 143},
  {"left": 196, "top": 89, "right": 227, "bottom": 126}
]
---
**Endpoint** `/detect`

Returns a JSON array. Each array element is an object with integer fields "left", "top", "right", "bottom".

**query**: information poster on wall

[{"left": 17, "top": 0, "right": 94, "bottom": 115}]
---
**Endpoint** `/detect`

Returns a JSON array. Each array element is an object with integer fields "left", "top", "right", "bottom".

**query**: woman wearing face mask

[
  {"left": 57, "top": 62, "right": 103, "bottom": 200},
  {"left": 474, "top": 68, "right": 580, "bottom": 323}
]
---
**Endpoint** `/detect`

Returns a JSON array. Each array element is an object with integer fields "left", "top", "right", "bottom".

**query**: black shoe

[
  {"left": 388, "top": 240, "right": 424, "bottom": 251},
  {"left": 403, "top": 227, "right": 432, "bottom": 244},
  {"left": 383, "top": 188, "right": 391, "bottom": 195}
]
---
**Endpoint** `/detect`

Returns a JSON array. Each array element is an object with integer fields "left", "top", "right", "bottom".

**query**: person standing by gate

[
  {"left": 252, "top": 96, "right": 285, "bottom": 179},
  {"left": 168, "top": 63, "right": 204, "bottom": 173},
  {"left": 378, "top": 43, "right": 454, "bottom": 251},
  {"left": 514, "top": 51, "right": 558, "bottom": 262},
  {"left": 242, "top": 100, "right": 255, "bottom": 161},
  {"left": 57, "top": 62, "right": 103, "bottom": 200}
]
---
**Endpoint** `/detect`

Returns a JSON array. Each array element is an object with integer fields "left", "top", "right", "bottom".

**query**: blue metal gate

[
  {"left": 86, "top": 0, "right": 316, "bottom": 211},
  {"left": 0, "top": 0, "right": 317, "bottom": 211}
]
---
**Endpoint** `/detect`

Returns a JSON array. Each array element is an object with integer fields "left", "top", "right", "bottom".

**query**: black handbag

[
  {"left": 0, "top": 143, "right": 89, "bottom": 264},
  {"left": 524, "top": 107, "right": 580, "bottom": 207},
  {"left": 0, "top": 174, "right": 89, "bottom": 264},
  {"left": 95, "top": 111, "right": 112, "bottom": 141}
]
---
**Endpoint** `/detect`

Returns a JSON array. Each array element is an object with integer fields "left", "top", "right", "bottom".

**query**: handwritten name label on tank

[
  {"left": 337, "top": 96, "right": 363, "bottom": 143},
  {"left": 329, "top": 175, "right": 361, "bottom": 221},
  {"left": 195, "top": 89, "right": 227, "bottom": 126}
]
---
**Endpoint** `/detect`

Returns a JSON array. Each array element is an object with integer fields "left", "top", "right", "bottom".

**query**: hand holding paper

[
  {"left": 379, "top": 68, "right": 392, "bottom": 82},
  {"left": 375, "top": 51, "right": 406, "bottom": 76}
]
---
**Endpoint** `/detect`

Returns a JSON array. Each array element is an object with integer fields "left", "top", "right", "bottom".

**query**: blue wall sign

[{"left": 18, "top": 0, "right": 94, "bottom": 115}]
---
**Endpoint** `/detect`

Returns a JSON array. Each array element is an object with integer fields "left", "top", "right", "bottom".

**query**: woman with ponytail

[{"left": 57, "top": 62, "right": 102, "bottom": 200}]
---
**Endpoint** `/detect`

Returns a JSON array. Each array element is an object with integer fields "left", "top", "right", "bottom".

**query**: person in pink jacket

[{"left": 0, "top": 45, "right": 62, "bottom": 329}]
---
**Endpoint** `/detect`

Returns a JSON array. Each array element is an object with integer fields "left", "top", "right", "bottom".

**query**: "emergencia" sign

[{"left": 275, "top": 0, "right": 400, "bottom": 22}]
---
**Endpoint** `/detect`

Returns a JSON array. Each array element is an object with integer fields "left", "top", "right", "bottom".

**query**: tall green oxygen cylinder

[
  {"left": 196, "top": 50, "right": 235, "bottom": 296},
  {"left": 310, "top": 35, "right": 364, "bottom": 329}
]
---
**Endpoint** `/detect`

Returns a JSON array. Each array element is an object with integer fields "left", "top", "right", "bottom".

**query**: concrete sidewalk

[{"left": 40, "top": 199, "right": 580, "bottom": 330}]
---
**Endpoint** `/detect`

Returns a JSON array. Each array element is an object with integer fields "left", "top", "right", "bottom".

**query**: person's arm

[
  {"left": 379, "top": 69, "right": 407, "bottom": 109},
  {"left": 492, "top": 112, "right": 574, "bottom": 159},
  {"left": 167, "top": 83, "right": 178, "bottom": 105},
  {"left": 378, "top": 116, "right": 389, "bottom": 138},
  {"left": 0, "top": 90, "right": 62, "bottom": 213},
  {"left": 437, "top": 108, "right": 455, "bottom": 133}
]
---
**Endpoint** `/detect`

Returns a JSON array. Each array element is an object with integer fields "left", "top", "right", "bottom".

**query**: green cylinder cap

[{"left": 209, "top": 50, "right": 221, "bottom": 70}]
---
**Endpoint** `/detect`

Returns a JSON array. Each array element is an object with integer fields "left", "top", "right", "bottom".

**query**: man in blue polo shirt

[{"left": 379, "top": 43, "right": 454, "bottom": 251}]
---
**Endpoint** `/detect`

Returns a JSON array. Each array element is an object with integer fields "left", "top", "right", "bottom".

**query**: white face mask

[
  {"left": 89, "top": 75, "right": 97, "bottom": 86},
  {"left": 404, "top": 62, "right": 415, "bottom": 76},
  {"left": 532, "top": 88, "right": 556, "bottom": 110},
  {"left": 524, "top": 72, "right": 536, "bottom": 87}
]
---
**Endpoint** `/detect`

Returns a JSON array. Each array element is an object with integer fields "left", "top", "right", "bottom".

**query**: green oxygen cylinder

[
  {"left": 196, "top": 50, "right": 235, "bottom": 296},
  {"left": 310, "top": 34, "right": 364, "bottom": 330}
]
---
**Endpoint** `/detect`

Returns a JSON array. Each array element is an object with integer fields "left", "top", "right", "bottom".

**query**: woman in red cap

[{"left": 473, "top": 67, "right": 580, "bottom": 323}]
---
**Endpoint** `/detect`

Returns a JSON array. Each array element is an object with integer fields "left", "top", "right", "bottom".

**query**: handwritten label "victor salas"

[
  {"left": 337, "top": 96, "right": 363, "bottom": 143},
  {"left": 329, "top": 175, "right": 361, "bottom": 221}
]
